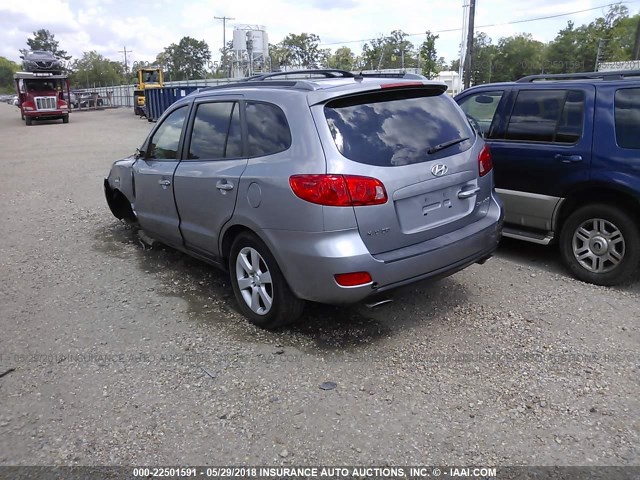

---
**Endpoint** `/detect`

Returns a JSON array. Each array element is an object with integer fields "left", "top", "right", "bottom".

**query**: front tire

[
  {"left": 62, "top": 114, "right": 69, "bottom": 124},
  {"left": 559, "top": 203, "right": 640, "bottom": 286},
  {"left": 25, "top": 117, "right": 32, "bottom": 126},
  {"left": 229, "top": 232, "right": 304, "bottom": 329}
]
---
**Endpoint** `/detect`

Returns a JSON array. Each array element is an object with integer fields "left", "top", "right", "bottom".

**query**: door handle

[
  {"left": 554, "top": 154, "right": 583, "bottom": 163},
  {"left": 158, "top": 179, "right": 171, "bottom": 187},
  {"left": 458, "top": 187, "right": 481, "bottom": 199},
  {"left": 216, "top": 180, "right": 234, "bottom": 191}
]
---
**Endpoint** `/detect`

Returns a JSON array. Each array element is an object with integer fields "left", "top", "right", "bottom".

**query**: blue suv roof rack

[{"left": 517, "top": 70, "right": 640, "bottom": 82}]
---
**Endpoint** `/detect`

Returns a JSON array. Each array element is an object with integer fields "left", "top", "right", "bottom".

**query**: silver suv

[{"left": 104, "top": 70, "right": 503, "bottom": 328}]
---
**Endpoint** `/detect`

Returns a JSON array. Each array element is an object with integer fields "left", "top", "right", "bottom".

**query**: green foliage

[
  {"left": 328, "top": 47, "right": 356, "bottom": 70},
  {"left": 488, "top": 34, "right": 545, "bottom": 82},
  {"left": 278, "top": 33, "right": 323, "bottom": 68},
  {"left": 419, "top": 31, "right": 440, "bottom": 79},
  {"left": 462, "top": 6, "right": 640, "bottom": 84},
  {"left": 20, "top": 29, "right": 70, "bottom": 61},
  {"left": 361, "top": 30, "right": 416, "bottom": 70},
  {"left": 69, "top": 51, "right": 125, "bottom": 88},
  {"left": 158, "top": 37, "right": 211, "bottom": 81},
  {"left": 0, "top": 57, "right": 20, "bottom": 93}
]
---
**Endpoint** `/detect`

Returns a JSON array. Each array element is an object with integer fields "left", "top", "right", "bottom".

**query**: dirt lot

[{"left": 0, "top": 105, "right": 638, "bottom": 467}]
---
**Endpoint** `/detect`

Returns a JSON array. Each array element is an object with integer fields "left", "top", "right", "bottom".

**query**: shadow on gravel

[
  {"left": 496, "top": 237, "right": 640, "bottom": 293},
  {"left": 495, "top": 237, "right": 565, "bottom": 275},
  {"left": 93, "top": 221, "right": 470, "bottom": 353}
]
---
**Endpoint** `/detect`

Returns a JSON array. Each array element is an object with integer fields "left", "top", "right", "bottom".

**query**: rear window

[
  {"left": 615, "top": 88, "right": 640, "bottom": 149},
  {"left": 324, "top": 89, "right": 473, "bottom": 166}
]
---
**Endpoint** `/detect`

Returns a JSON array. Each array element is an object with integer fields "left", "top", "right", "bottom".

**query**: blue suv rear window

[
  {"left": 615, "top": 88, "right": 640, "bottom": 149},
  {"left": 324, "top": 89, "right": 473, "bottom": 166}
]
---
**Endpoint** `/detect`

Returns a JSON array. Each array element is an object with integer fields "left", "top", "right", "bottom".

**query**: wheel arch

[
  {"left": 104, "top": 180, "right": 136, "bottom": 221},
  {"left": 219, "top": 222, "right": 296, "bottom": 291},
  {"left": 554, "top": 184, "right": 640, "bottom": 233}
]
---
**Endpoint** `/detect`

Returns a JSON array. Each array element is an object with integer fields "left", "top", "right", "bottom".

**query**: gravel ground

[{"left": 0, "top": 105, "right": 638, "bottom": 467}]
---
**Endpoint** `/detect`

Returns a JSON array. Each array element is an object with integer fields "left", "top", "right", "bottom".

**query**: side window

[
  {"left": 505, "top": 90, "right": 584, "bottom": 143},
  {"left": 246, "top": 102, "right": 292, "bottom": 157},
  {"left": 556, "top": 91, "right": 585, "bottom": 144},
  {"left": 458, "top": 90, "right": 504, "bottom": 136},
  {"left": 615, "top": 88, "right": 640, "bottom": 149},
  {"left": 188, "top": 102, "right": 239, "bottom": 160},
  {"left": 147, "top": 106, "right": 188, "bottom": 160}
]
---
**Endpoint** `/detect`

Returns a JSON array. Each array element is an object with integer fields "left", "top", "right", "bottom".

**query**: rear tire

[
  {"left": 229, "top": 232, "right": 305, "bottom": 329},
  {"left": 559, "top": 203, "right": 640, "bottom": 286}
]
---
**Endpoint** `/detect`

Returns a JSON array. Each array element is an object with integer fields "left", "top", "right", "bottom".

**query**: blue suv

[{"left": 455, "top": 71, "right": 640, "bottom": 285}]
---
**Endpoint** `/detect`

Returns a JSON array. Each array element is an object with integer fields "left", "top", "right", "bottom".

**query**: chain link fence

[{"left": 71, "top": 78, "right": 239, "bottom": 111}]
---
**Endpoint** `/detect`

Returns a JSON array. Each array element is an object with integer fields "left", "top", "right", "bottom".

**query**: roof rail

[
  {"left": 243, "top": 69, "right": 356, "bottom": 81},
  {"left": 517, "top": 70, "right": 640, "bottom": 82},
  {"left": 199, "top": 79, "right": 318, "bottom": 92}
]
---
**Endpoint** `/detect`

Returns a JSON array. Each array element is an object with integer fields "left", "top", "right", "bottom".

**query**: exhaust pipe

[{"left": 365, "top": 298, "right": 393, "bottom": 309}]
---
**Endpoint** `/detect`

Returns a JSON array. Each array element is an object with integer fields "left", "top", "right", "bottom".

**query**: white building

[{"left": 434, "top": 71, "right": 462, "bottom": 95}]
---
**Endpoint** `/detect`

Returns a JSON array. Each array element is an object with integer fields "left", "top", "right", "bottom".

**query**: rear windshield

[{"left": 324, "top": 89, "right": 473, "bottom": 166}]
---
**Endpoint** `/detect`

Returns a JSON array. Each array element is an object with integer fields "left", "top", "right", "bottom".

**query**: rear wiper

[{"left": 427, "top": 137, "right": 470, "bottom": 155}]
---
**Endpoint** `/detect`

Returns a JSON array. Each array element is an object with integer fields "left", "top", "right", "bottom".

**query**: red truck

[{"left": 14, "top": 71, "right": 72, "bottom": 126}]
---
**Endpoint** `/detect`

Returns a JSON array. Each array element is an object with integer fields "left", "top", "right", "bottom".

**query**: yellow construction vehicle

[{"left": 133, "top": 67, "right": 163, "bottom": 116}]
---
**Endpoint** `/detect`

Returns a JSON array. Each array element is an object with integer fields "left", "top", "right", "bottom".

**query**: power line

[{"left": 318, "top": 1, "right": 639, "bottom": 47}]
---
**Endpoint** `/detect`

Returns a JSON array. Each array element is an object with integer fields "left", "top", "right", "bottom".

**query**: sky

[{"left": 1, "top": 0, "right": 639, "bottom": 68}]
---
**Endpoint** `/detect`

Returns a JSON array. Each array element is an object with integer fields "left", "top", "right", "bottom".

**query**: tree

[
  {"left": 20, "top": 29, "right": 70, "bottom": 60},
  {"left": 159, "top": 37, "right": 211, "bottom": 81},
  {"left": 69, "top": 51, "right": 125, "bottom": 88},
  {"left": 471, "top": 32, "right": 498, "bottom": 84},
  {"left": 490, "top": 34, "right": 546, "bottom": 82},
  {"left": 544, "top": 21, "right": 583, "bottom": 73},
  {"left": 329, "top": 47, "right": 356, "bottom": 70},
  {"left": 0, "top": 57, "right": 20, "bottom": 93},
  {"left": 419, "top": 31, "right": 440, "bottom": 78},
  {"left": 361, "top": 30, "right": 417, "bottom": 70},
  {"left": 269, "top": 43, "right": 291, "bottom": 70},
  {"left": 278, "top": 33, "right": 323, "bottom": 68}
]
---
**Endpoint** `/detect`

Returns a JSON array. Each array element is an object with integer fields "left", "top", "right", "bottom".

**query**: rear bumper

[{"left": 262, "top": 193, "right": 503, "bottom": 304}]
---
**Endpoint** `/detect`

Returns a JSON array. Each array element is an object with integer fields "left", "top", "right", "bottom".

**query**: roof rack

[
  {"left": 517, "top": 70, "right": 640, "bottom": 82},
  {"left": 199, "top": 79, "right": 318, "bottom": 93},
  {"left": 244, "top": 69, "right": 356, "bottom": 81},
  {"left": 243, "top": 69, "right": 426, "bottom": 81}
]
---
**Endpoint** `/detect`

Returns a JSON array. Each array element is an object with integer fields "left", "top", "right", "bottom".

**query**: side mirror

[
  {"left": 135, "top": 147, "right": 146, "bottom": 159},
  {"left": 474, "top": 95, "right": 495, "bottom": 104}
]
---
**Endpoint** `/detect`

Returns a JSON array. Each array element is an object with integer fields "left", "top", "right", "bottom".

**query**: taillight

[
  {"left": 289, "top": 174, "right": 387, "bottom": 206},
  {"left": 478, "top": 144, "right": 492, "bottom": 177},
  {"left": 334, "top": 272, "right": 372, "bottom": 287}
]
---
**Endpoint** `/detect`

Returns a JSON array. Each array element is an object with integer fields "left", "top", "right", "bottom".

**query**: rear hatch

[{"left": 313, "top": 85, "right": 491, "bottom": 255}]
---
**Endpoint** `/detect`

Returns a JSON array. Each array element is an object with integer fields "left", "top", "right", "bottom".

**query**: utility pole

[
  {"left": 633, "top": 16, "right": 640, "bottom": 61},
  {"left": 119, "top": 46, "right": 132, "bottom": 74},
  {"left": 595, "top": 38, "right": 606, "bottom": 71},
  {"left": 463, "top": 0, "right": 476, "bottom": 89},
  {"left": 214, "top": 16, "right": 235, "bottom": 77}
]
